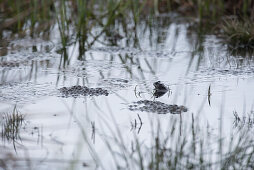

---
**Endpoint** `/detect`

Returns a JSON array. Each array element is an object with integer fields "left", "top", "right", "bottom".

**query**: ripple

[
  {"left": 10, "top": 38, "right": 55, "bottom": 52},
  {"left": 0, "top": 82, "right": 57, "bottom": 104},
  {"left": 89, "top": 46, "right": 190, "bottom": 58},
  {"left": 98, "top": 78, "right": 130, "bottom": 90}
]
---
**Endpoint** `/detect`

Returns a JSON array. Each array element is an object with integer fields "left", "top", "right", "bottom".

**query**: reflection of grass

[
  {"left": 0, "top": 0, "right": 253, "bottom": 64},
  {"left": 233, "top": 110, "right": 254, "bottom": 128},
  {"left": 1, "top": 106, "right": 25, "bottom": 143},
  {"left": 1, "top": 0, "right": 253, "bottom": 49},
  {"left": 73, "top": 111, "right": 254, "bottom": 169},
  {"left": 0, "top": 1, "right": 253, "bottom": 169}
]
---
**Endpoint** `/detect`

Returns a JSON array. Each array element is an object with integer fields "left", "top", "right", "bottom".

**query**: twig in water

[
  {"left": 134, "top": 85, "right": 138, "bottom": 98},
  {"left": 137, "top": 114, "right": 143, "bottom": 125},
  {"left": 130, "top": 114, "right": 143, "bottom": 134},
  {"left": 91, "top": 121, "right": 95, "bottom": 144},
  {"left": 208, "top": 85, "right": 212, "bottom": 106},
  {"left": 137, "top": 114, "right": 143, "bottom": 134}
]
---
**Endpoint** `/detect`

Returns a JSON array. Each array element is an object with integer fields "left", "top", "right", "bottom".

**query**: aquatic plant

[
  {"left": 0, "top": 0, "right": 254, "bottom": 56},
  {"left": 0, "top": 1, "right": 254, "bottom": 169},
  {"left": 1, "top": 106, "right": 25, "bottom": 144},
  {"left": 221, "top": 18, "right": 254, "bottom": 50}
]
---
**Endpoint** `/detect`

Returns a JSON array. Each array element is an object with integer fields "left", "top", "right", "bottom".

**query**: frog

[{"left": 153, "top": 81, "right": 169, "bottom": 98}]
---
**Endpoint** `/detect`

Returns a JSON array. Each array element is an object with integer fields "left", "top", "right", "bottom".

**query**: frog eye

[{"left": 153, "top": 81, "right": 160, "bottom": 86}]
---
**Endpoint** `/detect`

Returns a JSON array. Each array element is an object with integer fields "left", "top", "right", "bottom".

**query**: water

[{"left": 0, "top": 16, "right": 254, "bottom": 169}]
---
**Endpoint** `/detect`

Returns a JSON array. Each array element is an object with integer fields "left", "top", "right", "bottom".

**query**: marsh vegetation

[{"left": 0, "top": 0, "right": 254, "bottom": 169}]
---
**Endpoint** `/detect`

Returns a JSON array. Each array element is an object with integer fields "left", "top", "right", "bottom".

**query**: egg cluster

[
  {"left": 59, "top": 85, "right": 109, "bottom": 97},
  {"left": 129, "top": 100, "right": 187, "bottom": 114}
]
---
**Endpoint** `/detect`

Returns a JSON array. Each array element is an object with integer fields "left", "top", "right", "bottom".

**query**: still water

[{"left": 0, "top": 15, "right": 254, "bottom": 169}]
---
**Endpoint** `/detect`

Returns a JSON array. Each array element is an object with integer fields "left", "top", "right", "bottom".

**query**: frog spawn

[
  {"left": 0, "top": 61, "right": 21, "bottom": 67},
  {"left": 59, "top": 85, "right": 109, "bottom": 98},
  {"left": 128, "top": 100, "right": 188, "bottom": 114}
]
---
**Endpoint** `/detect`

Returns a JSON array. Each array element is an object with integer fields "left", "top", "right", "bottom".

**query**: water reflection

[
  {"left": 130, "top": 114, "right": 143, "bottom": 134},
  {"left": 0, "top": 4, "right": 254, "bottom": 169}
]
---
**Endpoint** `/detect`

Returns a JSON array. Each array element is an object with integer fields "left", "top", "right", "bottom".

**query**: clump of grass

[
  {"left": 233, "top": 110, "right": 254, "bottom": 128},
  {"left": 1, "top": 0, "right": 253, "bottom": 56},
  {"left": 221, "top": 18, "right": 254, "bottom": 50},
  {"left": 1, "top": 106, "right": 25, "bottom": 143}
]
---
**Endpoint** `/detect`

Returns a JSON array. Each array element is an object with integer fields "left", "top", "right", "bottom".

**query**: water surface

[{"left": 0, "top": 15, "right": 254, "bottom": 169}]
